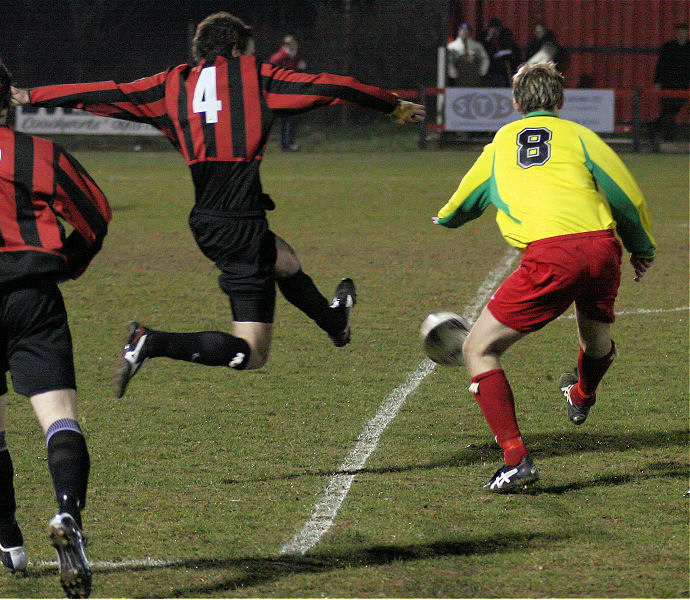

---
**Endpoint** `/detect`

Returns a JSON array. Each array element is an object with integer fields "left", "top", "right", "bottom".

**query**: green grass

[{"left": 1, "top": 147, "right": 687, "bottom": 598}]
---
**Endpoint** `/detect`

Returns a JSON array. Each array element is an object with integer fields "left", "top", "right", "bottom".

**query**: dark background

[
  {"left": 1, "top": 1, "right": 449, "bottom": 89},
  {"left": 2, "top": 0, "right": 686, "bottom": 126}
]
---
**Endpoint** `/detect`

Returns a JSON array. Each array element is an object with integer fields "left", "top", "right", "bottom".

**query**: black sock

[
  {"left": 145, "top": 330, "right": 250, "bottom": 369},
  {"left": 277, "top": 271, "right": 345, "bottom": 334},
  {"left": 0, "top": 433, "right": 22, "bottom": 546},
  {"left": 47, "top": 426, "right": 90, "bottom": 528},
  {"left": 0, "top": 450, "right": 17, "bottom": 528}
]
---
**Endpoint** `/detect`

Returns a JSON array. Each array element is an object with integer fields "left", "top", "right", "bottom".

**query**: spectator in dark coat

[
  {"left": 480, "top": 18, "right": 521, "bottom": 87},
  {"left": 651, "top": 23, "right": 689, "bottom": 146},
  {"left": 525, "top": 22, "right": 565, "bottom": 74}
]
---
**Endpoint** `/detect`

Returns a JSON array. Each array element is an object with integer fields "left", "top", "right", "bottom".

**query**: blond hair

[{"left": 512, "top": 61, "right": 564, "bottom": 114}]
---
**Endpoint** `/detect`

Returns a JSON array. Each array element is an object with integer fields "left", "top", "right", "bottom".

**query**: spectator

[
  {"left": 526, "top": 23, "right": 565, "bottom": 74},
  {"left": 651, "top": 22, "right": 690, "bottom": 148},
  {"left": 446, "top": 23, "right": 490, "bottom": 87},
  {"left": 525, "top": 22, "right": 563, "bottom": 66},
  {"left": 527, "top": 41, "right": 560, "bottom": 70},
  {"left": 0, "top": 59, "right": 111, "bottom": 598},
  {"left": 525, "top": 23, "right": 553, "bottom": 60},
  {"left": 270, "top": 34, "right": 307, "bottom": 151},
  {"left": 480, "top": 18, "right": 521, "bottom": 87}
]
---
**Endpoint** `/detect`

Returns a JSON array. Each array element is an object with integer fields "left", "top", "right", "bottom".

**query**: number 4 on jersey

[{"left": 193, "top": 67, "right": 222, "bottom": 124}]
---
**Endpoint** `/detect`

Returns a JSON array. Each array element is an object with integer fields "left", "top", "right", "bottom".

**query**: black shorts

[
  {"left": 0, "top": 281, "right": 76, "bottom": 397},
  {"left": 189, "top": 210, "right": 277, "bottom": 323}
]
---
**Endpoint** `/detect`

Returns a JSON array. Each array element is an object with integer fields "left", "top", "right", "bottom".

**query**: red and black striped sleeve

[
  {"left": 260, "top": 62, "right": 398, "bottom": 115},
  {"left": 28, "top": 70, "right": 179, "bottom": 146},
  {"left": 51, "top": 147, "right": 112, "bottom": 278}
]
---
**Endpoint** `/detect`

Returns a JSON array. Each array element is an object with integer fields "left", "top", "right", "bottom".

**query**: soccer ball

[{"left": 420, "top": 311, "right": 471, "bottom": 366}]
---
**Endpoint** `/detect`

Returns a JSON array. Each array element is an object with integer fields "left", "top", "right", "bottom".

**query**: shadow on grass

[
  {"left": 124, "top": 530, "right": 565, "bottom": 597},
  {"left": 23, "top": 531, "right": 567, "bottom": 593},
  {"left": 227, "top": 428, "right": 688, "bottom": 484}
]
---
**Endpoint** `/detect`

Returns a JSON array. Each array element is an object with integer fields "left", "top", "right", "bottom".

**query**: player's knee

[
  {"left": 462, "top": 335, "right": 482, "bottom": 364},
  {"left": 582, "top": 337, "right": 614, "bottom": 359},
  {"left": 462, "top": 335, "right": 503, "bottom": 367}
]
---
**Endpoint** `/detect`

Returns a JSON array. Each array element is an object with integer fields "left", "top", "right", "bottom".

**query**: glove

[{"left": 390, "top": 99, "right": 423, "bottom": 124}]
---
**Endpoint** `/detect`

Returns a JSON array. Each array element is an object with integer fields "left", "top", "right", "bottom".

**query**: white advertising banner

[
  {"left": 444, "top": 88, "right": 615, "bottom": 133},
  {"left": 15, "top": 106, "right": 162, "bottom": 135}
]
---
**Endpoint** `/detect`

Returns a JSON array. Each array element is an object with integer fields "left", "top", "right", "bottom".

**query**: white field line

[
  {"left": 30, "top": 558, "right": 182, "bottom": 572},
  {"left": 279, "top": 248, "right": 519, "bottom": 557},
  {"left": 559, "top": 306, "right": 689, "bottom": 319}
]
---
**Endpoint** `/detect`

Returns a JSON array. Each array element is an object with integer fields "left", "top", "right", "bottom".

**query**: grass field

[{"left": 1, "top": 141, "right": 688, "bottom": 598}]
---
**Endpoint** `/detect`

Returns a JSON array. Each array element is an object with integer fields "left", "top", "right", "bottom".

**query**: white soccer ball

[{"left": 420, "top": 311, "right": 471, "bottom": 367}]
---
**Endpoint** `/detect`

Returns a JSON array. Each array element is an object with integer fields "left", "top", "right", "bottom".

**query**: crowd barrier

[
  {"left": 14, "top": 88, "right": 689, "bottom": 153},
  {"left": 391, "top": 87, "right": 689, "bottom": 151}
]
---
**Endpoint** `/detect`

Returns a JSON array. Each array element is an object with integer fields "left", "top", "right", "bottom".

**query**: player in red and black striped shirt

[
  {"left": 1, "top": 60, "right": 111, "bottom": 597},
  {"left": 13, "top": 12, "right": 424, "bottom": 398}
]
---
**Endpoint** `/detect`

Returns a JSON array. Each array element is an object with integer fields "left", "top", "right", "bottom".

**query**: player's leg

[
  {"left": 116, "top": 220, "right": 281, "bottom": 396},
  {"left": 559, "top": 232, "right": 621, "bottom": 424},
  {"left": 280, "top": 118, "right": 290, "bottom": 150},
  {"left": 31, "top": 389, "right": 92, "bottom": 598},
  {"left": 30, "top": 390, "right": 89, "bottom": 524},
  {"left": 463, "top": 306, "right": 532, "bottom": 470},
  {"left": 6, "top": 283, "right": 89, "bottom": 523},
  {"left": 0, "top": 394, "right": 27, "bottom": 573},
  {"left": 7, "top": 282, "right": 91, "bottom": 595},
  {"left": 659, "top": 98, "right": 684, "bottom": 142},
  {"left": 461, "top": 238, "right": 583, "bottom": 491},
  {"left": 463, "top": 308, "right": 538, "bottom": 492},
  {"left": 559, "top": 310, "right": 616, "bottom": 425},
  {"left": 115, "top": 316, "right": 257, "bottom": 398},
  {"left": 273, "top": 235, "right": 355, "bottom": 346}
]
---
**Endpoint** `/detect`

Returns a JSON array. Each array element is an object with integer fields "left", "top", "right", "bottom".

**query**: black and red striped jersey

[
  {"left": 28, "top": 55, "right": 399, "bottom": 212},
  {"left": 0, "top": 127, "right": 111, "bottom": 283}
]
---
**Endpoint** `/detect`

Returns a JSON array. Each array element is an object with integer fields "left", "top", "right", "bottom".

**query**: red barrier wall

[{"left": 449, "top": 0, "right": 690, "bottom": 123}]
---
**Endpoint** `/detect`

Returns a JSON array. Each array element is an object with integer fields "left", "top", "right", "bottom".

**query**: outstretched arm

[
  {"left": 13, "top": 72, "right": 171, "bottom": 127},
  {"left": 262, "top": 62, "right": 424, "bottom": 123}
]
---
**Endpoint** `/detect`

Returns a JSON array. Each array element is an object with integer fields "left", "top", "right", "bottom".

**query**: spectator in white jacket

[{"left": 447, "top": 23, "right": 490, "bottom": 87}]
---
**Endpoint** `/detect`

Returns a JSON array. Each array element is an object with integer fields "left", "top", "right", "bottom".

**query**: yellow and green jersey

[{"left": 437, "top": 112, "right": 656, "bottom": 258}]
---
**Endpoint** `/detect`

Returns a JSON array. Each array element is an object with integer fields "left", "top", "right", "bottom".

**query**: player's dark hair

[
  {"left": 512, "top": 61, "right": 564, "bottom": 114},
  {"left": 0, "top": 59, "right": 11, "bottom": 112},
  {"left": 192, "top": 12, "right": 253, "bottom": 64}
]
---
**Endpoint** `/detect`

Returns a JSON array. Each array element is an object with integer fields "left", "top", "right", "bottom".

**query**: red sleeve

[
  {"left": 260, "top": 62, "right": 398, "bottom": 115},
  {"left": 52, "top": 148, "right": 112, "bottom": 278},
  {"left": 28, "top": 70, "right": 179, "bottom": 145}
]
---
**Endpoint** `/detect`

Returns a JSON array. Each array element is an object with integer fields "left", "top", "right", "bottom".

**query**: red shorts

[{"left": 488, "top": 230, "right": 622, "bottom": 333}]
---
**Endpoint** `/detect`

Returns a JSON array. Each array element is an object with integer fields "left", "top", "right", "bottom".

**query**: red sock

[
  {"left": 470, "top": 369, "right": 528, "bottom": 466},
  {"left": 572, "top": 341, "right": 617, "bottom": 407}
]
